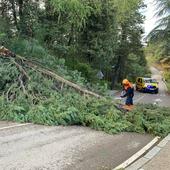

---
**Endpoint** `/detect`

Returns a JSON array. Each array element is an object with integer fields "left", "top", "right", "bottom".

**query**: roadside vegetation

[
  {"left": 0, "top": 56, "right": 170, "bottom": 137},
  {"left": 164, "top": 71, "right": 170, "bottom": 91},
  {"left": 0, "top": 0, "right": 170, "bottom": 138},
  {"left": 145, "top": 0, "right": 170, "bottom": 92},
  {"left": 0, "top": 0, "right": 149, "bottom": 88}
]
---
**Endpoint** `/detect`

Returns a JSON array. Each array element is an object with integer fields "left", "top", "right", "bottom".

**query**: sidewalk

[{"left": 126, "top": 134, "right": 170, "bottom": 170}]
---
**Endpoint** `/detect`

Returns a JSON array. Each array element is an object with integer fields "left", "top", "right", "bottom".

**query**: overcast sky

[{"left": 143, "top": 0, "right": 158, "bottom": 37}]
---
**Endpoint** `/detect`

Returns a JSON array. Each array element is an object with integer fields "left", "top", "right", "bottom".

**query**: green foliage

[
  {"left": 0, "top": 58, "right": 169, "bottom": 137},
  {"left": 147, "top": 0, "right": 170, "bottom": 58},
  {"left": 145, "top": 42, "right": 170, "bottom": 92},
  {"left": 78, "top": 0, "right": 119, "bottom": 75},
  {"left": 1, "top": 87, "right": 170, "bottom": 137},
  {"left": 164, "top": 71, "right": 170, "bottom": 92},
  {"left": 126, "top": 53, "right": 151, "bottom": 81},
  {"left": 8, "top": 38, "right": 109, "bottom": 93},
  {"left": 0, "top": 59, "right": 19, "bottom": 91},
  {"left": 1, "top": 0, "right": 168, "bottom": 138},
  {"left": 8, "top": 38, "right": 87, "bottom": 86},
  {"left": 164, "top": 71, "right": 170, "bottom": 82},
  {"left": 69, "top": 61, "right": 97, "bottom": 82},
  {"left": 50, "top": 0, "right": 93, "bottom": 29},
  {"left": 0, "top": 18, "right": 11, "bottom": 45},
  {"left": 0, "top": 0, "right": 149, "bottom": 87},
  {"left": 114, "top": 0, "right": 143, "bottom": 23},
  {"left": 127, "top": 104, "right": 170, "bottom": 137}
]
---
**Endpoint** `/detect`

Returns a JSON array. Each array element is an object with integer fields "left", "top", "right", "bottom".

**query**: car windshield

[{"left": 144, "top": 79, "right": 157, "bottom": 83}]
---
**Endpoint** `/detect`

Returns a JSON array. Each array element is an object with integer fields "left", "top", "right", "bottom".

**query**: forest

[
  {"left": 0, "top": 0, "right": 170, "bottom": 137},
  {"left": 0, "top": 0, "right": 149, "bottom": 87},
  {"left": 145, "top": 0, "right": 170, "bottom": 91}
]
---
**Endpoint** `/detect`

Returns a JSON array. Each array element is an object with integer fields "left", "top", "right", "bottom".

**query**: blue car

[{"left": 136, "top": 77, "right": 159, "bottom": 94}]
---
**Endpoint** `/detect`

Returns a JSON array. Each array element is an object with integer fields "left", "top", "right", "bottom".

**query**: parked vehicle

[{"left": 136, "top": 77, "right": 159, "bottom": 94}]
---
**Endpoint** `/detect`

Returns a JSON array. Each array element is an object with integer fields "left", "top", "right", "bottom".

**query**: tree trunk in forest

[
  {"left": 45, "top": 0, "right": 53, "bottom": 19},
  {"left": 68, "top": 24, "right": 74, "bottom": 46},
  {"left": 10, "top": 0, "right": 19, "bottom": 30},
  {"left": 111, "top": 24, "right": 128, "bottom": 89},
  {"left": 18, "top": 0, "right": 23, "bottom": 34},
  {"left": 18, "top": 0, "right": 23, "bottom": 18},
  {"left": 0, "top": 1, "right": 7, "bottom": 17}
]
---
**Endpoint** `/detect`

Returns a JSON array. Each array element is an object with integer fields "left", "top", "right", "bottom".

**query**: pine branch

[
  {"left": 12, "top": 60, "right": 30, "bottom": 80},
  {"left": 0, "top": 46, "right": 102, "bottom": 99}
]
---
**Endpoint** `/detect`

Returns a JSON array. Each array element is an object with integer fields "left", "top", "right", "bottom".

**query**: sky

[{"left": 143, "top": 0, "right": 158, "bottom": 37}]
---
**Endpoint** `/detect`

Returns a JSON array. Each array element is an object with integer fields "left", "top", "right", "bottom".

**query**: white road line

[
  {"left": 154, "top": 98, "right": 162, "bottom": 102},
  {"left": 113, "top": 136, "right": 160, "bottom": 170},
  {"left": 0, "top": 123, "right": 32, "bottom": 131},
  {"left": 160, "top": 94, "right": 166, "bottom": 97}
]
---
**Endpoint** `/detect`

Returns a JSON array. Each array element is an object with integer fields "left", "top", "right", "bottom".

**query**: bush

[
  {"left": 74, "top": 62, "right": 96, "bottom": 81},
  {"left": 0, "top": 85, "right": 170, "bottom": 137},
  {"left": 164, "top": 71, "right": 170, "bottom": 92},
  {"left": 7, "top": 38, "right": 108, "bottom": 93},
  {"left": 1, "top": 44, "right": 170, "bottom": 137}
]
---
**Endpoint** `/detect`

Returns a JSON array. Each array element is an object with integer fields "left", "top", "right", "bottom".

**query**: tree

[
  {"left": 79, "top": 0, "right": 118, "bottom": 68},
  {"left": 0, "top": 0, "right": 148, "bottom": 87},
  {"left": 148, "top": 0, "right": 170, "bottom": 57},
  {"left": 111, "top": 0, "right": 146, "bottom": 87}
]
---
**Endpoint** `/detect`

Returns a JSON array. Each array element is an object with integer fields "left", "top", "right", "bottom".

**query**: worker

[{"left": 121, "top": 79, "right": 134, "bottom": 106}]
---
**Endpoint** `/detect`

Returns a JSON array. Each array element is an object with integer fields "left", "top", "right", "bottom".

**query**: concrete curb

[
  {"left": 113, "top": 136, "right": 160, "bottom": 170},
  {"left": 125, "top": 134, "right": 170, "bottom": 170}
]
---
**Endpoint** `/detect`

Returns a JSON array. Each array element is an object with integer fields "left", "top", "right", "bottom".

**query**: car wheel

[
  {"left": 155, "top": 89, "right": 159, "bottom": 94},
  {"left": 136, "top": 86, "right": 140, "bottom": 91},
  {"left": 142, "top": 88, "right": 147, "bottom": 93}
]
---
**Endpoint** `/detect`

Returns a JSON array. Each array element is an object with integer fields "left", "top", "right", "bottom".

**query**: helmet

[{"left": 122, "top": 79, "right": 129, "bottom": 85}]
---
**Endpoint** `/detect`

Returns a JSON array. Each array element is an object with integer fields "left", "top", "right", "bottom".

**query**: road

[
  {"left": 133, "top": 67, "right": 170, "bottom": 107},
  {"left": 0, "top": 122, "right": 153, "bottom": 170},
  {"left": 0, "top": 67, "right": 169, "bottom": 170}
]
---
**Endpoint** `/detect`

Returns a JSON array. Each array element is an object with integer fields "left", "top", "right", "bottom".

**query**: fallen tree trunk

[
  {"left": 25, "top": 59, "right": 101, "bottom": 98},
  {"left": 0, "top": 46, "right": 102, "bottom": 99}
]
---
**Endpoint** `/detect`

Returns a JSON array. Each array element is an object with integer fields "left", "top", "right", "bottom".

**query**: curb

[
  {"left": 113, "top": 136, "right": 160, "bottom": 170},
  {"left": 125, "top": 134, "right": 170, "bottom": 170}
]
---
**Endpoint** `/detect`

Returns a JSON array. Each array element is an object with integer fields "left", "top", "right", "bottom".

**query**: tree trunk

[
  {"left": 18, "top": 0, "right": 23, "bottom": 18},
  {"left": 111, "top": 23, "right": 128, "bottom": 89},
  {"left": 68, "top": 24, "right": 74, "bottom": 46},
  {"left": 10, "top": 0, "right": 19, "bottom": 30}
]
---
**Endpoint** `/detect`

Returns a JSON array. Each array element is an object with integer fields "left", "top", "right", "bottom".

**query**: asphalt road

[
  {"left": 0, "top": 67, "right": 169, "bottom": 170},
  {"left": 133, "top": 67, "right": 170, "bottom": 107},
  {"left": 0, "top": 122, "right": 153, "bottom": 170}
]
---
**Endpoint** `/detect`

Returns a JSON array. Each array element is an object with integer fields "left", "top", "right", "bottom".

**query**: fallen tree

[
  {"left": 1, "top": 47, "right": 170, "bottom": 137},
  {"left": 0, "top": 46, "right": 101, "bottom": 99}
]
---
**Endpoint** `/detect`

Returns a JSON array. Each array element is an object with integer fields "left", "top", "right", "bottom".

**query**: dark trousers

[{"left": 126, "top": 97, "right": 133, "bottom": 105}]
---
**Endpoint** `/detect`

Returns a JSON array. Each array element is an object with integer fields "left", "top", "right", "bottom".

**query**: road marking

[
  {"left": 160, "top": 94, "right": 166, "bottom": 97},
  {"left": 153, "top": 98, "right": 162, "bottom": 105},
  {"left": 113, "top": 136, "right": 160, "bottom": 170},
  {"left": 154, "top": 98, "right": 162, "bottom": 102},
  {"left": 0, "top": 123, "right": 32, "bottom": 131}
]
